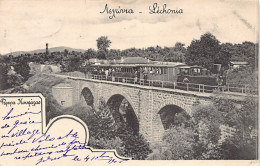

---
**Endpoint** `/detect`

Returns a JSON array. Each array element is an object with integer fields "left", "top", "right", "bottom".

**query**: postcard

[{"left": 0, "top": 0, "right": 259, "bottom": 165}]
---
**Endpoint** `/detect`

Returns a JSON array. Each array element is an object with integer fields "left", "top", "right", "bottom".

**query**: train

[{"left": 88, "top": 63, "right": 226, "bottom": 92}]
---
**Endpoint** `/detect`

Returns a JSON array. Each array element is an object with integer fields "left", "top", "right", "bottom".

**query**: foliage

[
  {"left": 59, "top": 96, "right": 151, "bottom": 159},
  {"left": 220, "top": 136, "right": 257, "bottom": 160},
  {"left": 193, "top": 142, "right": 222, "bottom": 159},
  {"left": 211, "top": 96, "right": 257, "bottom": 159},
  {"left": 215, "top": 43, "right": 232, "bottom": 70},
  {"left": 212, "top": 97, "right": 239, "bottom": 127},
  {"left": 7, "top": 74, "right": 24, "bottom": 88},
  {"left": 164, "top": 43, "right": 186, "bottom": 62},
  {"left": 93, "top": 98, "right": 118, "bottom": 139},
  {"left": 88, "top": 137, "right": 125, "bottom": 156},
  {"left": 96, "top": 36, "right": 111, "bottom": 51},
  {"left": 99, "top": 98, "right": 152, "bottom": 159},
  {"left": 185, "top": 33, "right": 221, "bottom": 71},
  {"left": 173, "top": 110, "right": 193, "bottom": 127},
  {"left": 84, "top": 48, "right": 97, "bottom": 60},
  {"left": 13, "top": 59, "right": 30, "bottom": 81},
  {"left": 192, "top": 103, "right": 223, "bottom": 144},
  {"left": 163, "top": 126, "right": 195, "bottom": 159},
  {"left": 0, "top": 62, "right": 9, "bottom": 90},
  {"left": 238, "top": 96, "right": 258, "bottom": 139},
  {"left": 213, "top": 96, "right": 257, "bottom": 134},
  {"left": 226, "top": 66, "right": 257, "bottom": 92},
  {"left": 97, "top": 50, "right": 106, "bottom": 59},
  {"left": 115, "top": 123, "right": 151, "bottom": 160},
  {"left": 61, "top": 104, "right": 126, "bottom": 156},
  {"left": 230, "top": 42, "right": 258, "bottom": 70},
  {"left": 67, "top": 56, "right": 82, "bottom": 72},
  {"left": 2, "top": 34, "right": 258, "bottom": 80}
]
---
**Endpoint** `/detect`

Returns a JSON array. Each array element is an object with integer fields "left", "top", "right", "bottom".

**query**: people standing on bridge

[
  {"left": 108, "top": 68, "right": 112, "bottom": 76},
  {"left": 134, "top": 70, "right": 138, "bottom": 83},
  {"left": 105, "top": 69, "right": 109, "bottom": 80}
]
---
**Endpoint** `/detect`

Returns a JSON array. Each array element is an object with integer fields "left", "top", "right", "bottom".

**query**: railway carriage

[{"left": 89, "top": 62, "right": 226, "bottom": 92}]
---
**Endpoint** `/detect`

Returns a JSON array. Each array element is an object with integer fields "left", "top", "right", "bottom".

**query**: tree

[
  {"left": 148, "top": 125, "right": 195, "bottom": 160},
  {"left": 192, "top": 103, "right": 223, "bottom": 145},
  {"left": 212, "top": 96, "right": 257, "bottom": 159},
  {"left": 64, "top": 49, "right": 69, "bottom": 57},
  {"left": 241, "top": 42, "right": 257, "bottom": 70},
  {"left": 13, "top": 59, "right": 31, "bottom": 81},
  {"left": 7, "top": 73, "right": 24, "bottom": 88},
  {"left": 213, "top": 97, "right": 239, "bottom": 127},
  {"left": 220, "top": 134, "right": 257, "bottom": 160},
  {"left": 185, "top": 33, "right": 221, "bottom": 71},
  {"left": 226, "top": 66, "right": 257, "bottom": 94},
  {"left": 215, "top": 43, "right": 233, "bottom": 70},
  {"left": 96, "top": 36, "right": 111, "bottom": 51},
  {"left": 107, "top": 49, "right": 121, "bottom": 60},
  {"left": 191, "top": 103, "right": 224, "bottom": 159},
  {"left": 173, "top": 42, "right": 186, "bottom": 62},
  {"left": 90, "top": 97, "right": 151, "bottom": 160},
  {"left": 84, "top": 48, "right": 97, "bottom": 59},
  {"left": 163, "top": 126, "right": 195, "bottom": 159},
  {"left": 0, "top": 62, "right": 8, "bottom": 90},
  {"left": 67, "top": 56, "right": 82, "bottom": 72},
  {"left": 94, "top": 97, "right": 117, "bottom": 139},
  {"left": 116, "top": 123, "right": 152, "bottom": 160},
  {"left": 79, "top": 63, "right": 92, "bottom": 77},
  {"left": 97, "top": 50, "right": 107, "bottom": 59}
]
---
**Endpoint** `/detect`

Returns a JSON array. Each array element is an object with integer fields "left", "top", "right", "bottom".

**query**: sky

[{"left": 0, "top": 0, "right": 258, "bottom": 54}]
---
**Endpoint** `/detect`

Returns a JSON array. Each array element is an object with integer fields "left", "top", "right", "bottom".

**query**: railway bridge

[{"left": 50, "top": 74, "right": 248, "bottom": 143}]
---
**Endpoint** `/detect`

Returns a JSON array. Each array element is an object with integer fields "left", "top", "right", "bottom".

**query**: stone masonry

[{"left": 51, "top": 75, "right": 215, "bottom": 143}]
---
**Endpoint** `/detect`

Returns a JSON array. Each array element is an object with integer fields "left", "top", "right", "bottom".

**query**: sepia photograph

[{"left": 0, "top": 0, "right": 259, "bottom": 164}]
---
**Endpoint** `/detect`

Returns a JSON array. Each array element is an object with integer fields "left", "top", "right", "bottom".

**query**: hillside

[{"left": 3, "top": 46, "right": 86, "bottom": 56}]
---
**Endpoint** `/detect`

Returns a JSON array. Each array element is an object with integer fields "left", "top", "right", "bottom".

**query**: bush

[{"left": 148, "top": 126, "right": 195, "bottom": 160}]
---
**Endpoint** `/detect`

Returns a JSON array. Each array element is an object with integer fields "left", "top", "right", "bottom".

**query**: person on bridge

[
  {"left": 217, "top": 76, "right": 224, "bottom": 91},
  {"left": 183, "top": 77, "right": 190, "bottom": 83},
  {"left": 105, "top": 69, "right": 109, "bottom": 80}
]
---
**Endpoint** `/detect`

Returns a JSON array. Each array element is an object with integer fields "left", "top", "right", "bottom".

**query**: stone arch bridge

[{"left": 51, "top": 74, "right": 245, "bottom": 143}]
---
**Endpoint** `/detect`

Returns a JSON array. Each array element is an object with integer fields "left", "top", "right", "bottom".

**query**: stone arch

[
  {"left": 158, "top": 105, "right": 191, "bottom": 130},
  {"left": 153, "top": 99, "right": 192, "bottom": 130},
  {"left": 104, "top": 89, "right": 138, "bottom": 116},
  {"left": 81, "top": 87, "right": 94, "bottom": 107},
  {"left": 106, "top": 93, "right": 139, "bottom": 134},
  {"left": 156, "top": 98, "right": 192, "bottom": 116},
  {"left": 79, "top": 83, "right": 96, "bottom": 107}
]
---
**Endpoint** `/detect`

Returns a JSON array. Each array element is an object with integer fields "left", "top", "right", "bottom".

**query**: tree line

[{"left": 0, "top": 33, "right": 258, "bottom": 91}]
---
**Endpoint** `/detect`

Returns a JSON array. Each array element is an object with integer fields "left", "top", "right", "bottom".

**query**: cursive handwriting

[
  {"left": 0, "top": 139, "right": 28, "bottom": 150},
  {"left": 17, "top": 98, "right": 41, "bottom": 107},
  {"left": 2, "top": 108, "right": 41, "bottom": 121},
  {"left": 1, "top": 127, "right": 128, "bottom": 165},
  {"left": 8, "top": 118, "right": 41, "bottom": 134},
  {"left": 100, "top": 3, "right": 134, "bottom": 19},
  {"left": 0, "top": 98, "right": 41, "bottom": 107},
  {"left": 0, "top": 95, "right": 129, "bottom": 165},
  {"left": 100, "top": 3, "right": 183, "bottom": 19},
  {"left": 0, "top": 98, "right": 16, "bottom": 107},
  {"left": 149, "top": 3, "right": 183, "bottom": 14}
]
